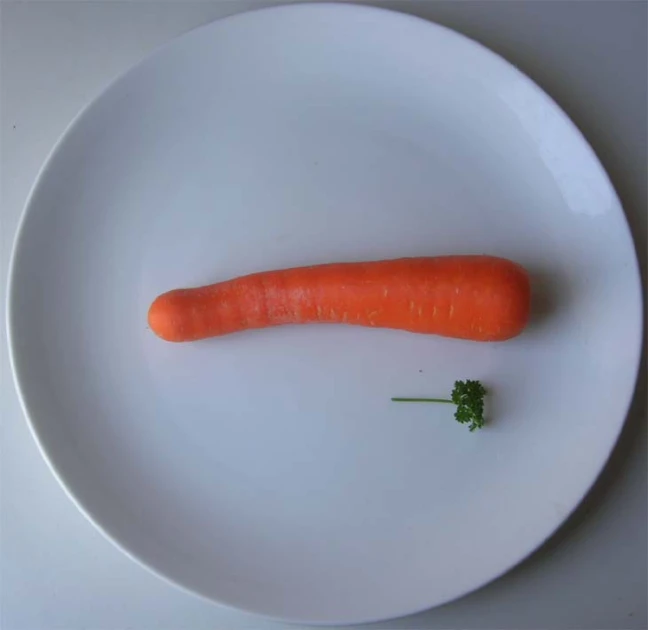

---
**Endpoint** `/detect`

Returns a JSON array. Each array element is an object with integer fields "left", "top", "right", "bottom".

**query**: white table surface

[{"left": 1, "top": 1, "right": 646, "bottom": 629}]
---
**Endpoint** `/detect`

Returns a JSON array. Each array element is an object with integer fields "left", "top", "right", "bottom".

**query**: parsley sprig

[{"left": 392, "top": 380, "right": 487, "bottom": 432}]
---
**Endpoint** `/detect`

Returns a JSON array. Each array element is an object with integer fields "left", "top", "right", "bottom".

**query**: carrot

[{"left": 148, "top": 255, "right": 531, "bottom": 343}]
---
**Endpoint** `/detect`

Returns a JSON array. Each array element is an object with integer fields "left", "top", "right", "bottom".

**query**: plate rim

[{"left": 5, "top": 2, "right": 644, "bottom": 624}]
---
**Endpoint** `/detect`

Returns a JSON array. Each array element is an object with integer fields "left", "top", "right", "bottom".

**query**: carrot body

[{"left": 148, "top": 256, "right": 531, "bottom": 343}]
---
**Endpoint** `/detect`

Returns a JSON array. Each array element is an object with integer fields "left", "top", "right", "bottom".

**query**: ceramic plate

[{"left": 7, "top": 4, "right": 642, "bottom": 624}]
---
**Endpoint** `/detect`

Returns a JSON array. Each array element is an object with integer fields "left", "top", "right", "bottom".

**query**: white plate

[{"left": 7, "top": 4, "right": 642, "bottom": 625}]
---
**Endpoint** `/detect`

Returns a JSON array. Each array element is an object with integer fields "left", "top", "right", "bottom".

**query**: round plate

[{"left": 7, "top": 4, "right": 642, "bottom": 625}]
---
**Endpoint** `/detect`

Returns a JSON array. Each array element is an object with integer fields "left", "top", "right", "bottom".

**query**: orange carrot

[{"left": 148, "top": 256, "right": 531, "bottom": 343}]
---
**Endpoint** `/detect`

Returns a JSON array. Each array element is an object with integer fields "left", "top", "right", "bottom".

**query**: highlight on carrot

[
  {"left": 147, "top": 255, "right": 531, "bottom": 343},
  {"left": 392, "top": 380, "right": 487, "bottom": 432}
]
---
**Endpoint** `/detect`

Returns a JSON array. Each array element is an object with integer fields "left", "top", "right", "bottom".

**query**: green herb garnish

[{"left": 392, "top": 379, "right": 487, "bottom": 432}]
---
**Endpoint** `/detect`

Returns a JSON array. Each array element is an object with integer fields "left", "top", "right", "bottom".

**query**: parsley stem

[{"left": 391, "top": 397, "right": 453, "bottom": 403}]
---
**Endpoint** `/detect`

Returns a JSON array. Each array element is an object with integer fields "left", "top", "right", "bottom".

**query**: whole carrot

[{"left": 148, "top": 256, "right": 531, "bottom": 343}]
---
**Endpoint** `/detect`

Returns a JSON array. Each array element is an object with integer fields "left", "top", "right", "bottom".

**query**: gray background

[{"left": 1, "top": 1, "right": 646, "bottom": 629}]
